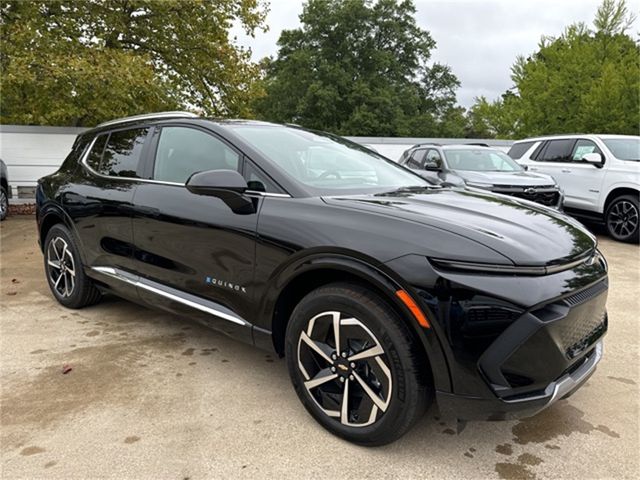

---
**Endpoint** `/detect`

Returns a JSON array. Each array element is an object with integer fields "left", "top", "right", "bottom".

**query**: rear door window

[
  {"left": 537, "top": 139, "right": 575, "bottom": 162},
  {"left": 407, "top": 149, "right": 427, "bottom": 168},
  {"left": 100, "top": 128, "right": 150, "bottom": 178}
]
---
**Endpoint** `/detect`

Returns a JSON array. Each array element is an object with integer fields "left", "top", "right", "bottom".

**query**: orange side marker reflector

[{"left": 395, "top": 290, "right": 430, "bottom": 328}]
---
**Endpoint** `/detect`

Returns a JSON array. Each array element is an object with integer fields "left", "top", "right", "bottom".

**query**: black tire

[
  {"left": 605, "top": 194, "right": 639, "bottom": 243},
  {"left": 285, "top": 282, "right": 431, "bottom": 446},
  {"left": 0, "top": 186, "right": 8, "bottom": 221},
  {"left": 43, "top": 224, "right": 102, "bottom": 308}
]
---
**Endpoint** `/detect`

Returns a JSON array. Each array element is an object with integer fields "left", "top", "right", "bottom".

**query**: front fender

[{"left": 259, "top": 250, "right": 452, "bottom": 393}]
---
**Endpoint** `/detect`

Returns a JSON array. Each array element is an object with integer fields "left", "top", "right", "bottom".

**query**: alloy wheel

[
  {"left": 607, "top": 200, "right": 638, "bottom": 239},
  {"left": 47, "top": 236, "right": 76, "bottom": 298},
  {"left": 297, "top": 311, "right": 392, "bottom": 427},
  {"left": 0, "top": 189, "right": 7, "bottom": 218}
]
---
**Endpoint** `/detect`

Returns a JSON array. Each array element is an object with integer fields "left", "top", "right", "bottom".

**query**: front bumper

[{"left": 436, "top": 340, "right": 603, "bottom": 420}]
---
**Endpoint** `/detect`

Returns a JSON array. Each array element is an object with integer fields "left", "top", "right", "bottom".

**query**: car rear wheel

[
  {"left": 285, "top": 283, "right": 431, "bottom": 446},
  {"left": 44, "top": 224, "right": 102, "bottom": 308},
  {"left": 605, "top": 195, "right": 639, "bottom": 243},
  {"left": 0, "top": 186, "right": 8, "bottom": 221}
]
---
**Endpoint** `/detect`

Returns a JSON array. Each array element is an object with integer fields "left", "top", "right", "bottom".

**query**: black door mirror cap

[
  {"left": 186, "top": 169, "right": 255, "bottom": 214},
  {"left": 186, "top": 169, "right": 248, "bottom": 194}
]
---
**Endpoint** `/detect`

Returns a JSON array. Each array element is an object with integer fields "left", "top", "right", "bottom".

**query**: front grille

[
  {"left": 555, "top": 308, "right": 607, "bottom": 359},
  {"left": 506, "top": 190, "right": 560, "bottom": 207}
]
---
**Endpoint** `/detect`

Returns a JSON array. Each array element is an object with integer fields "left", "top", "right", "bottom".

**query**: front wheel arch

[{"left": 269, "top": 261, "right": 448, "bottom": 392}]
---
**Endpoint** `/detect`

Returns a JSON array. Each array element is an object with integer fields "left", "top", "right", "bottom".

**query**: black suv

[
  {"left": 399, "top": 144, "right": 564, "bottom": 209},
  {"left": 36, "top": 112, "right": 608, "bottom": 445}
]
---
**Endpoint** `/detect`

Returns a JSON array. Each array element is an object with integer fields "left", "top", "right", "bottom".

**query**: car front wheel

[
  {"left": 285, "top": 283, "right": 431, "bottom": 446},
  {"left": 605, "top": 194, "right": 639, "bottom": 243}
]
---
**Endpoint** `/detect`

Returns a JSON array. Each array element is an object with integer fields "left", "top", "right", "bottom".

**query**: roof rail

[
  {"left": 96, "top": 111, "right": 198, "bottom": 128},
  {"left": 412, "top": 142, "right": 441, "bottom": 148},
  {"left": 465, "top": 142, "right": 490, "bottom": 147}
]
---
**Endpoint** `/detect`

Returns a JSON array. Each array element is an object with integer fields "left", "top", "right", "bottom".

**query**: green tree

[
  {"left": 469, "top": 0, "right": 639, "bottom": 138},
  {"left": 0, "top": 0, "right": 267, "bottom": 126},
  {"left": 254, "top": 0, "right": 460, "bottom": 136}
]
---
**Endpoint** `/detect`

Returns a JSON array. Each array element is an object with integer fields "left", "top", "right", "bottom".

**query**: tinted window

[
  {"left": 244, "top": 161, "right": 280, "bottom": 193},
  {"left": 603, "top": 138, "right": 640, "bottom": 161},
  {"left": 507, "top": 141, "right": 534, "bottom": 159},
  {"left": 538, "top": 139, "right": 575, "bottom": 162},
  {"left": 407, "top": 149, "right": 426, "bottom": 168},
  {"left": 571, "top": 139, "right": 602, "bottom": 161},
  {"left": 154, "top": 127, "right": 240, "bottom": 183},
  {"left": 85, "top": 134, "right": 108, "bottom": 172},
  {"left": 100, "top": 128, "right": 149, "bottom": 177}
]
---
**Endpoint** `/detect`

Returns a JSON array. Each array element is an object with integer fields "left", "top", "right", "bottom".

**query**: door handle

[
  {"left": 561, "top": 169, "right": 572, "bottom": 173},
  {"left": 529, "top": 167, "right": 539, "bottom": 171}
]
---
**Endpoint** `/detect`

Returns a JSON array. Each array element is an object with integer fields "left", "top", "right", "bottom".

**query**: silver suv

[{"left": 399, "top": 144, "right": 563, "bottom": 209}]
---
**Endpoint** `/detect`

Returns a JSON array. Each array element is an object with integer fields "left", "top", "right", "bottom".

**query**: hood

[
  {"left": 322, "top": 188, "right": 595, "bottom": 266},
  {"left": 452, "top": 170, "right": 556, "bottom": 187}
]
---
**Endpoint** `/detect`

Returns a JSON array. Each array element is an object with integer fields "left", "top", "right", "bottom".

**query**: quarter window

[
  {"left": 86, "top": 134, "right": 108, "bottom": 172},
  {"left": 153, "top": 127, "right": 240, "bottom": 183},
  {"left": 538, "top": 139, "right": 575, "bottom": 162}
]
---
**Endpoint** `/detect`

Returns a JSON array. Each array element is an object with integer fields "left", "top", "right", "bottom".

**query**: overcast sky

[{"left": 233, "top": 0, "right": 640, "bottom": 108}]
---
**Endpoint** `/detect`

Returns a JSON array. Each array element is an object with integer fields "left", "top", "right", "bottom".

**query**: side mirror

[
  {"left": 424, "top": 161, "right": 441, "bottom": 172},
  {"left": 581, "top": 152, "right": 604, "bottom": 168},
  {"left": 522, "top": 164, "right": 529, "bottom": 171},
  {"left": 186, "top": 169, "right": 255, "bottom": 214}
]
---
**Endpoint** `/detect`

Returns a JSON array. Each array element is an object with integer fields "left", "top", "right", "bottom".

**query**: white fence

[{"left": 0, "top": 124, "right": 513, "bottom": 202}]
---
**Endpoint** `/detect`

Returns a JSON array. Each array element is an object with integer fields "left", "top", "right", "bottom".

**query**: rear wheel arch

[
  {"left": 39, "top": 208, "right": 85, "bottom": 261},
  {"left": 269, "top": 261, "right": 443, "bottom": 390}
]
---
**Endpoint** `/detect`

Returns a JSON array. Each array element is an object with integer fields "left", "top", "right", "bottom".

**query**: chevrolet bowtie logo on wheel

[{"left": 337, "top": 364, "right": 349, "bottom": 371}]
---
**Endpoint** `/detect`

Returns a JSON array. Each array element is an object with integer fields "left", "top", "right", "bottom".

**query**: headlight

[{"left": 466, "top": 181, "right": 494, "bottom": 189}]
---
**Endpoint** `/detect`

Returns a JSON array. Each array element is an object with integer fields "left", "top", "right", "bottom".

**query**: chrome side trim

[
  {"left": 79, "top": 137, "right": 292, "bottom": 197},
  {"left": 91, "top": 266, "right": 248, "bottom": 326},
  {"left": 96, "top": 111, "right": 198, "bottom": 128}
]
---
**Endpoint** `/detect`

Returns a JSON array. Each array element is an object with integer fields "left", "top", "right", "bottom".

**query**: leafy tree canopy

[
  {"left": 0, "top": 0, "right": 267, "bottom": 126},
  {"left": 469, "top": 0, "right": 639, "bottom": 138},
  {"left": 254, "top": 0, "right": 461, "bottom": 137}
]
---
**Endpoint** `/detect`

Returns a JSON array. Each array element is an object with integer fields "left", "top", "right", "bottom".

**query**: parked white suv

[{"left": 509, "top": 135, "right": 639, "bottom": 243}]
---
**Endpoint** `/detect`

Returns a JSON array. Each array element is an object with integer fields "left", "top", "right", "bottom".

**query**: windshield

[
  {"left": 603, "top": 138, "right": 640, "bottom": 161},
  {"left": 443, "top": 149, "right": 523, "bottom": 172},
  {"left": 228, "top": 125, "right": 428, "bottom": 194}
]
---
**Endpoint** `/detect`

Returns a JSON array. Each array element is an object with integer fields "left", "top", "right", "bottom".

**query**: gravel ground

[{"left": 1, "top": 215, "right": 638, "bottom": 480}]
